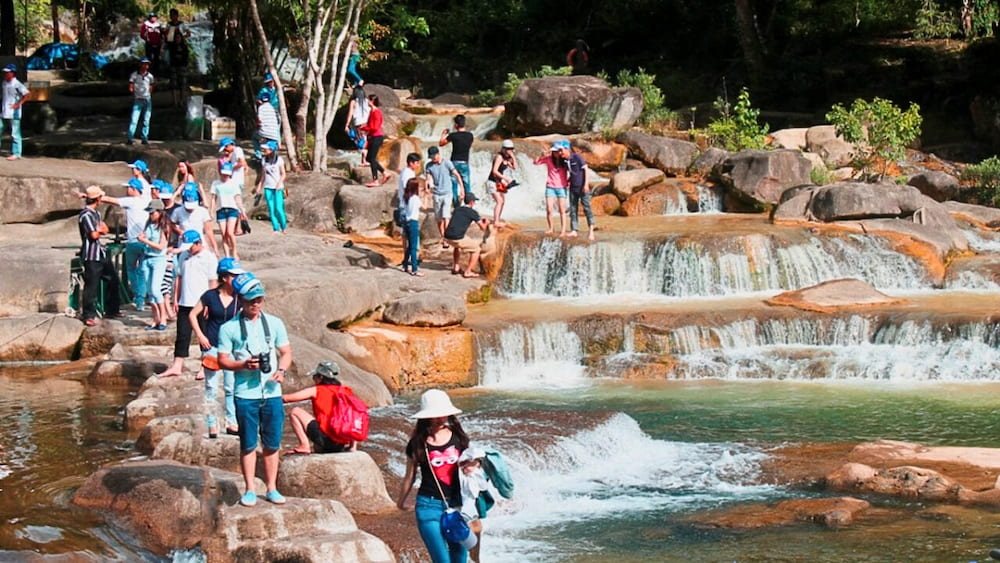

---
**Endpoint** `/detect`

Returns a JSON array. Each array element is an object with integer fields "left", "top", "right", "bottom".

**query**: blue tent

[{"left": 27, "top": 43, "right": 108, "bottom": 70}]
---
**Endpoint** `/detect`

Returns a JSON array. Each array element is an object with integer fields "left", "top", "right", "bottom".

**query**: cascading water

[
  {"left": 476, "top": 322, "right": 586, "bottom": 387},
  {"left": 499, "top": 232, "right": 931, "bottom": 298}
]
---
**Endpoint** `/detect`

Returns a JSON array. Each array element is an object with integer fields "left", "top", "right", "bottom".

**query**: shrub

[
  {"left": 825, "top": 97, "right": 922, "bottom": 179},
  {"left": 962, "top": 156, "right": 1000, "bottom": 206},
  {"left": 810, "top": 166, "right": 833, "bottom": 186},
  {"left": 470, "top": 90, "right": 498, "bottom": 107},
  {"left": 915, "top": 0, "right": 959, "bottom": 39},
  {"left": 616, "top": 68, "right": 665, "bottom": 114},
  {"left": 500, "top": 65, "right": 572, "bottom": 100},
  {"left": 706, "top": 87, "right": 769, "bottom": 152}
]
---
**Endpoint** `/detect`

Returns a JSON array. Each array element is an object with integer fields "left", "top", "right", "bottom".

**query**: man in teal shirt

[{"left": 217, "top": 273, "right": 293, "bottom": 507}]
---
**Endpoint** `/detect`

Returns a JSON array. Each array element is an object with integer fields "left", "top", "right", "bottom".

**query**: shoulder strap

[
  {"left": 240, "top": 313, "right": 272, "bottom": 345},
  {"left": 425, "top": 445, "right": 450, "bottom": 503}
]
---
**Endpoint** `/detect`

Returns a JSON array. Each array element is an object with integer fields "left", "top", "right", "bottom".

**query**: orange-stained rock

[
  {"left": 693, "top": 497, "right": 870, "bottom": 529},
  {"left": 766, "top": 279, "right": 906, "bottom": 313},
  {"left": 571, "top": 138, "right": 627, "bottom": 171},
  {"left": 591, "top": 193, "right": 621, "bottom": 216},
  {"left": 381, "top": 136, "right": 422, "bottom": 172},
  {"left": 339, "top": 322, "right": 476, "bottom": 392},
  {"left": 619, "top": 181, "right": 686, "bottom": 216}
]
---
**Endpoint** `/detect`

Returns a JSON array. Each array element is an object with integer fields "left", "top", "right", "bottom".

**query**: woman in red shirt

[{"left": 363, "top": 94, "right": 387, "bottom": 187}]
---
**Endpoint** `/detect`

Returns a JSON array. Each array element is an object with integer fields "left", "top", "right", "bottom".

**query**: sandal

[
  {"left": 283, "top": 448, "right": 311, "bottom": 456},
  {"left": 410, "top": 271, "right": 425, "bottom": 277}
]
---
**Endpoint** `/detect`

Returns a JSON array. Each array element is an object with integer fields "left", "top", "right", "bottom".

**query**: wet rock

[
  {"left": 714, "top": 149, "right": 812, "bottom": 206},
  {"left": 688, "top": 147, "right": 730, "bottom": 176},
  {"left": 695, "top": 496, "right": 870, "bottom": 529},
  {"left": 277, "top": 451, "right": 396, "bottom": 514},
  {"left": 0, "top": 313, "right": 83, "bottom": 361},
  {"left": 766, "top": 279, "right": 905, "bottom": 313},
  {"left": 619, "top": 181, "right": 691, "bottom": 216},
  {"left": 335, "top": 183, "right": 396, "bottom": 233},
  {"left": 128, "top": 373, "right": 205, "bottom": 436},
  {"left": 770, "top": 127, "right": 808, "bottom": 150},
  {"left": 617, "top": 130, "right": 700, "bottom": 175},
  {"left": 136, "top": 414, "right": 205, "bottom": 454},
  {"left": 908, "top": 171, "right": 963, "bottom": 202},
  {"left": 943, "top": 201, "right": 1000, "bottom": 229},
  {"left": 571, "top": 137, "right": 627, "bottom": 171},
  {"left": 610, "top": 168, "right": 665, "bottom": 201},
  {"left": 382, "top": 293, "right": 466, "bottom": 327},
  {"left": 826, "top": 463, "right": 961, "bottom": 501},
  {"left": 152, "top": 431, "right": 241, "bottom": 473},
  {"left": 590, "top": 193, "right": 621, "bottom": 216},
  {"left": 503, "top": 76, "right": 643, "bottom": 135}
]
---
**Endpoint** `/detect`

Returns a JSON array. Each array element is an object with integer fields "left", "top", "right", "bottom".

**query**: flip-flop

[
  {"left": 283, "top": 448, "right": 311, "bottom": 456},
  {"left": 462, "top": 273, "right": 481, "bottom": 279}
]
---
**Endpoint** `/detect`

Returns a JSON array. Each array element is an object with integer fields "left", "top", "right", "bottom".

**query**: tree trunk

[
  {"left": 0, "top": 0, "right": 16, "bottom": 56},
  {"left": 52, "top": 2, "right": 61, "bottom": 43},
  {"left": 733, "top": 0, "right": 766, "bottom": 87},
  {"left": 77, "top": 0, "right": 90, "bottom": 52},
  {"left": 248, "top": 0, "right": 300, "bottom": 170}
]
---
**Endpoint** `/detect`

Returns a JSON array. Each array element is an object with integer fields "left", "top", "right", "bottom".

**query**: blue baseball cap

[
  {"left": 123, "top": 177, "right": 145, "bottom": 192},
  {"left": 182, "top": 184, "right": 200, "bottom": 209},
  {"left": 220, "top": 162, "right": 234, "bottom": 176},
  {"left": 139, "top": 57, "right": 151, "bottom": 64},
  {"left": 157, "top": 182, "right": 174, "bottom": 198},
  {"left": 2, "top": 64, "right": 15, "bottom": 73},
  {"left": 233, "top": 273, "right": 265, "bottom": 300},
  {"left": 128, "top": 159, "right": 149, "bottom": 172},
  {"left": 181, "top": 230, "right": 202, "bottom": 244},
  {"left": 265, "top": 140, "right": 278, "bottom": 152},
  {"left": 217, "top": 257, "right": 247, "bottom": 275},
  {"left": 264, "top": 72, "right": 274, "bottom": 82},
  {"left": 218, "top": 137, "right": 235, "bottom": 152},
  {"left": 259, "top": 92, "right": 271, "bottom": 102}
]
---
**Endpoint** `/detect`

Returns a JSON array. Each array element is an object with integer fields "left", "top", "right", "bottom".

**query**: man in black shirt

[
  {"left": 439, "top": 114, "right": 473, "bottom": 208},
  {"left": 443, "top": 193, "right": 490, "bottom": 278},
  {"left": 77, "top": 186, "right": 122, "bottom": 326}
]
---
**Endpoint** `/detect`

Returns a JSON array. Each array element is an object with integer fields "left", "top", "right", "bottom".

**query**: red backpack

[{"left": 326, "top": 386, "right": 370, "bottom": 445}]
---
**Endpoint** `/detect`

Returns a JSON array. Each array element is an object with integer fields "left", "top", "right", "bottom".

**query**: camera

[{"left": 256, "top": 352, "right": 272, "bottom": 374}]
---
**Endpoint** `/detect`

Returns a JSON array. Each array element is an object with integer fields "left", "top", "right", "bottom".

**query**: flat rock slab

[
  {"left": 0, "top": 313, "right": 83, "bottom": 361},
  {"left": 766, "top": 279, "right": 905, "bottom": 313},
  {"left": 693, "top": 496, "right": 870, "bottom": 529}
]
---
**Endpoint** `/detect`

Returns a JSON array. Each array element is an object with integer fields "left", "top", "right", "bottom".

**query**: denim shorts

[
  {"left": 216, "top": 207, "right": 240, "bottom": 221},
  {"left": 545, "top": 186, "right": 568, "bottom": 199},
  {"left": 234, "top": 396, "right": 283, "bottom": 452}
]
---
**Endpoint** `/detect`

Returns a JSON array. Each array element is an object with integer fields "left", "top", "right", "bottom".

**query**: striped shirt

[{"left": 78, "top": 207, "right": 105, "bottom": 261}]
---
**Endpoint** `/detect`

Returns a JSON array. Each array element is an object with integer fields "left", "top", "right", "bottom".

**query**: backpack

[
  {"left": 482, "top": 447, "right": 514, "bottom": 499},
  {"left": 326, "top": 386, "right": 370, "bottom": 444}
]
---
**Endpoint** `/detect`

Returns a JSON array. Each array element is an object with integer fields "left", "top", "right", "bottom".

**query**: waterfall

[
  {"left": 476, "top": 322, "right": 586, "bottom": 387},
  {"left": 499, "top": 233, "right": 931, "bottom": 298},
  {"left": 467, "top": 150, "right": 549, "bottom": 220}
]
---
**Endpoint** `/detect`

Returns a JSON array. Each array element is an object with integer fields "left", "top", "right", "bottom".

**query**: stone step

[
  {"left": 220, "top": 530, "right": 396, "bottom": 563},
  {"left": 219, "top": 498, "right": 360, "bottom": 541}
]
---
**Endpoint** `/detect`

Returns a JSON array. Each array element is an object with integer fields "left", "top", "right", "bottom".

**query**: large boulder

[
  {"left": 334, "top": 183, "right": 397, "bottom": 233},
  {"left": 610, "top": 168, "right": 665, "bottom": 201},
  {"left": 688, "top": 147, "right": 731, "bottom": 176},
  {"left": 619, "top": 181, "right": 691, "bottom": 216},
  {"left": 617, "top": 131, "right": 700, "bottom": 175},
  {"left": 127, "top": 374, "right": 205, "bottom": 435},
  {"left": 152, "top": 431, "right": 242, "bottom": 472},
  {"left": 288, "top": 335, "right": 393, "bottom": 408},
  {"left": 943, "top": 200, "right": 1000, "bottom": 229},
  {"left": 571, "top": 137, "right": 627, "bottom": 171},
  {"left": 503, "top": 76, "right": 643, "bottom": 135},
  {"left": 591, "top": 193, "right": 621, "bottom": 216},
  {"left": 277, "top": 451, "right": 396, "bottom": 514},
  {"left": 805, "top": 125, "right": 856, "bottom": 168},
  {"left": 715, "top": 149, "right": 812, "bottom": 206},
  {"left": 769, "top": 128, "right": 808, "bottom": 150},
  {"left": 382, "top": 293, "right": 467, "bottom": 327},
  {"left": 249, "top": 173, "right": 343, "bottom": 234},
  {"left": 907, "top": 171, "right": 962, "bottom": 202},
  {"left": 809, "top": 182, "right": 940, "bottom": 221},
  {"left": 0, "top": 176, "right": 92, "bottom": 223},
  {"left": 0, "top": 313, "right": 83, "bottom": 361},
  {"left": 766, "top": 279, "right": 905, "bottom": 313}
]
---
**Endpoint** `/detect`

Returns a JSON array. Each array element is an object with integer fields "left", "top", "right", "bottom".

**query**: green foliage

[
  {"left": 363, "top": 5, "right": 430, "bottom": 53},
  {"left": 971, "top": 0, "right": 1000, "bottom": 37},
  {"left": 500, "top": 65, "right": 572, "bottom": 100},
  {"left": 962, "top": 156, "right": 1000, "bottom": 206},
  {"left": 615, "top": 68, "right": 665, "bottom": 114},
  {"left": 810, "top": 166, "right": 833, "bottom": 186},
  {"left": 469, "top": 90, "right": 498, "bottom": 107},
  {"left": 825, "top": 97, "right": 922, "bottom": 179},
  {"left": 706, "top": 88, "right": 769, "bottom": 152},
  {"left": 914, "top": 0, "right": 958, "bottom": 39}
]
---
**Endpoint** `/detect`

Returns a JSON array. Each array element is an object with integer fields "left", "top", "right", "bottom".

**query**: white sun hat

[{"left": 412, "top": 389, "right": 462, "bottom": 419}]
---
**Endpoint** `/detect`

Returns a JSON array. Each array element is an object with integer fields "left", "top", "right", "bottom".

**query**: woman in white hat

[{"left": 396, "top": 389, "right": 471, "bottom": 563}]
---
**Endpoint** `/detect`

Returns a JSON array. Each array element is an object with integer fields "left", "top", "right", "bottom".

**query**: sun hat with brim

[
  {"left": 145, "top": 199, "right": 165, "bottom": 212},
  {"left": 412, "top": 389, "right": 462, "bottom": 419},
  {"left": 309, "top": 361, "right": 341, "bottom": 379},
  {"left": 501, "top": 139, "right": 515, "bottom": 149},
  {"left": 218, "top": 137, "right": 235, "bottom": 152},
  {"left": 85, "top": 186, "right": 105, "bottom": 199},
  {"left": 217, "top": 257, "right": 246, "bottom": 275}
]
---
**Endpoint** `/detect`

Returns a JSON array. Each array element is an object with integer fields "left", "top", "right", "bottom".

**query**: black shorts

[{"left": 306, "top": 420, "right": 348, "bottom": 453}]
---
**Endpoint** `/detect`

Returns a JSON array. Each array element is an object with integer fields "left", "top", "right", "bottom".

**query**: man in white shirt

[
  {"left": 159, "top": 230, "right": 218, "bottom": 377},
  {"left": 0, "top": 64, "right": 30, "bottom": 160},
  {"left": 101, "top": 177, "right": 152, "bottom": 310},
  {"left": 127, "top": 58, "right": 155, "bottom": 145}
]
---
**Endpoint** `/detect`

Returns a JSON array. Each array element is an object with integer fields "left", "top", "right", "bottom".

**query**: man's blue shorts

[{"left": 235, "top": 396, "right": 283, "bottom": 452}]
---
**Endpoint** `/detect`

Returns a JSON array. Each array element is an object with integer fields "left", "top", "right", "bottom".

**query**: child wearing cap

[
  {"left": 281, "top": 361, "right": 361, "bottom": 454},
  {"left": 209, "top": 162, "right": 247, "bottom": 259},
  {"left": 171, "top": 182, "right": 218, "bottom": 257},
  {"left": 137, "top": 199, "right": 170, "bottom": 330},
  {"left": 255, "top": 141, "right": 287, "bottom": 233},
  {"left": 127, "top": 58, "right": 154, "bottom": 145},
  {"left": 0, "top": 64, "right": 29, "bottom": 160}
]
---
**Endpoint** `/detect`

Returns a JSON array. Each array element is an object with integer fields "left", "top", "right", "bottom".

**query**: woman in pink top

[{"left": 534, "top": 140, "right": 571, "bottom": 236}]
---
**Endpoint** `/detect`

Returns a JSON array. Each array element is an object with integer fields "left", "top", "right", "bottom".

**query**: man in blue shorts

[{"left": 217, "top": 273, "right": 293, "bottom": 507}]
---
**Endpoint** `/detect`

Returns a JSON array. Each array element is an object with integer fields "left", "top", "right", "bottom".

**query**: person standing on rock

[
  {"left": 157, "top": 230, "right": 218, "bottom": 378},
  {"left": 444, "top": 193, "right": 490, "bottom": 278},
  {"left": 139, "top": 12, "right": 164, "bottom": 74},
  {"left": 562, "top": 140, "right": 595, "bottom": 241},
  {"left": 425, "top": 146, "right": 465, "bottom": 246},
  {"left": 254, "top": 92, "right": 280, "bottom": 160},
  {"left": 77, "top": 186, "right": 122, "bottom": 326},
  {"left": 396, "top": 152, "right": 422, "bottom": 264},
  {"left": 210, "top": 162, "right": 247, "bottom": 259},
  {"left": 363, "top": 94, "right": 388, "bottom": 187},
  {"left": 346, "top": 35, "right": 364, "bottom": 88},
  {"left": 282, "top": 361, "right": 360, "bottom": 454},
  {"left": 172, "top": 182, "right": 219, "bottom": 257},
  {"left": 567, "top": 39, "right": 590, "bottom": 75},
  {"left": 535, "top": 142, "right": 570, "bottom": 237},
  {"left": 190, "top": 257, "right": 245, "bottom": 438},
  {"left": 397, "top": 389, "right": 471, "bottom": 563},
  {"left": 156, "top": 182, "right": 180, "bottom": 317},
  {"left": 218, "top": 137, "right": 248, "bottom": 194},
  {"left": 255, "top": 141, "right": 287, "bottom": 234},
  {"left": 438, "top": 114, "right": 473, "bottom": 208},
  {"left": 126, "top": 58, "right": 154, "bottom": 145},
  {"left": 486, "top": 140, "right": 517, "bottom": 228},
  {"left": 217, "top": 273, "right": 293, "bottom": 507},
  {"left": 401, "top": 178, "right": 425, "bottom": 277},
  {"left": 346, "top": 86, "right": 369, "bottom": 167},
  {"left": 0, "top": 64, "right": 29, "bottom": 161},
  {"left": 101, "top": 177, "right": 151, "bottom": 311},
  {"left": 257, "top": 73, "right": 282, "bottom": 129},
  {"left": 136, "top": 199, "right": 170, "bottom": 330}
]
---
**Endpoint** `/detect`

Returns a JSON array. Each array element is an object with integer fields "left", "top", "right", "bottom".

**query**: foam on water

[
  {"left": 476, "top": 413, "right": 772, "bottom": 562},
  {"left": 476, "top": 323, "right": 587, "bottom": 388}
]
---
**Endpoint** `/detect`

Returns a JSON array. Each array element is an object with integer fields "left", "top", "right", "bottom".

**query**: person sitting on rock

[
  {"left": 444, "top": 193, "right": 491, "bottom": 278},
  {"left": 281, "top": 361, "right": 360, "bottom": 454}
]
